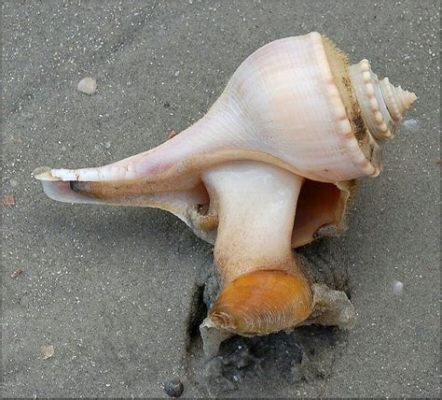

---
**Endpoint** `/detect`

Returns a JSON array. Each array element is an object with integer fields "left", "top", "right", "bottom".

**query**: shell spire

[
  {"left": 380, "top": 78, "right": 417, "bottom": 121},
  {"left": 349, "top": 59, "right": 417, "bottom": 140}
]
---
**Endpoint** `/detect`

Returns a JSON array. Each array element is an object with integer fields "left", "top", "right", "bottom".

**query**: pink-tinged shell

[
  {"left": 37, "top": 33, "right": 376, "bottom": 184},
  {"left": 34, "top": 32, "right": 417, "bottom": 340},
  {"left": 34, "top": 32, "right": 416, "bottom": 248}
]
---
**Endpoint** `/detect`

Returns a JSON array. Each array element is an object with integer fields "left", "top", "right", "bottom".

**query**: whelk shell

[{"left": 34, "top": 32, "right": 416, "bottom": 347}]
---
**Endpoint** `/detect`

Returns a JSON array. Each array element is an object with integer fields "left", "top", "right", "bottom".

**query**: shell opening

[{"left": 292, "top": 179, "right": 355, "bottom": 247}]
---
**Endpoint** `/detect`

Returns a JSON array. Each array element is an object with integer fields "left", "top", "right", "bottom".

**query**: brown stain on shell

[{"left": 322, "top": 36, "right": 377, "bottom": 167}]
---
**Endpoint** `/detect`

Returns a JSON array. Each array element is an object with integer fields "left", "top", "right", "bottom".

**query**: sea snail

[{"left": 35, "top": 33, "right": 416, "bottom": 338}]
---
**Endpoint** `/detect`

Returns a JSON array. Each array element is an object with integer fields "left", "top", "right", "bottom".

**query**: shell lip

[{"left": 312, "top": 37, "right": 378, "bottom": 179}]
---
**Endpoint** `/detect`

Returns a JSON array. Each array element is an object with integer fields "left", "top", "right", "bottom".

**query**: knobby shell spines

[{"left": 349, "top": 59, "right": 417, "bottom": 141}]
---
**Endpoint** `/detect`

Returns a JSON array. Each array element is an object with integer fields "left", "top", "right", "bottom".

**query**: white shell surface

[
  {"left": 380, "top": 77, "right": 417, "bottom": 122},
  {"left": 206, "top": 32, "right": 376, "bottom": 182},
  {"left": 38, "top": 33, "right": 376, "bottom": 186}
]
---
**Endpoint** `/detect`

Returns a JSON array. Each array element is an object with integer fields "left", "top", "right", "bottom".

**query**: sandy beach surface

[{"left": 2, "top": 1, "right": 439, "bottom": 398}]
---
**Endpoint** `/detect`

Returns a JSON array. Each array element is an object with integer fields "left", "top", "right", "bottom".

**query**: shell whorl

[
  {"left": 349, "top": 59, "right": 417, "bottom": 140},
  {"left": 380, "top": 77, "right": 417, "bottom": 122}
]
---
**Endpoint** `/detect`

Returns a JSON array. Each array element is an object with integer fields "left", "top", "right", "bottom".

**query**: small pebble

[
  {"left": 2, "top": 194, "right": 16, "bottom": 207},
  {"left": 77, "top": 77, "right": 97, "bottom": 95},
  {"left": 391, "top": 280, "right": 404, "bottom": 296},
  {"left": 40, "top": 344, "right": 55, "bottom": 360},
  {"left": 402, "top": 118, "right": 419, "bottom": 130},
  {"left": 164, "top": 378, "right": 184, "bottom": 398},
  {"left": 167, "top": 129, "right": 177, "bottom": 140},
  {"left": 11, "top": 268, "right": 24, "bottom": 279}
]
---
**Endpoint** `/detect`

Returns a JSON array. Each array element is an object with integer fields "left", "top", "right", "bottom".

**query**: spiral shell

[{"left": 35, "top": 33, "right": 417, "bottom": 341}]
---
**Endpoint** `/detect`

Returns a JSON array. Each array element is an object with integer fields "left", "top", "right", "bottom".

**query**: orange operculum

[{"left": 209, "top": 269, "right": 312, "bottom": 335}]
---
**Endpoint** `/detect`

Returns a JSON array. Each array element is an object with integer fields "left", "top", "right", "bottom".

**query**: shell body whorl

[
  {"left": 204, "top": 32, "right": 375, "bottom": 183},
  {"left": 199, "top": 32, "right": 416, "bottom": 184},
  {"left": 36, "top": 32, "right": 416, "bottom": 189}
]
